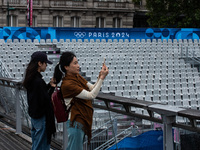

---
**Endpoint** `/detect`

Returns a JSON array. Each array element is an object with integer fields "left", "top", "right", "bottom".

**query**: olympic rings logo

[{"left": 74, "top": 32, "right": 86, "bottom": 38}]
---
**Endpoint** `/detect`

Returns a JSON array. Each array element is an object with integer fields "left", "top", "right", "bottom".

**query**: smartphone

[{"left": 103, "top": 57, "right": 106, "bottom": 65}]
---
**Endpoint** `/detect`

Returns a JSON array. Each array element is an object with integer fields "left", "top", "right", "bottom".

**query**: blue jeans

[
  {"left": 31, "top": 116, "right": 50, "bottom": 150},
  {"left": 66, "top": 120, "right": 85, "bottom": 150}
]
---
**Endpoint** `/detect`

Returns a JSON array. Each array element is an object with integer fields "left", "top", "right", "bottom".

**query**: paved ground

[{"left": 0, "top": 121, "right": 32, "bottom": 150}]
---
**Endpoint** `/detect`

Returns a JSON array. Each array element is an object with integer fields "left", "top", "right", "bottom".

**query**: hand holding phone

[
  {"left": 103, "top": 57, "right": 105, "bottom": 66},
  {"left": 100, "top": 57, "right": 109, "bottom": 80}
]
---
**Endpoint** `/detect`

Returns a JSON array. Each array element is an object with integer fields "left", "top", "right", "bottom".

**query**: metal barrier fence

[{"left": 0, "top": 77, "right": 200, "bottom": 150}]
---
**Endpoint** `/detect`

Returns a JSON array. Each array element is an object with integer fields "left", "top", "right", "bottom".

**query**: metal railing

[
  {"left": 3, "top": 0, "right": 40, "bottom": 6},
  {"left": 181, "top": 46, "right": 200, "bottom": 71},
  {"left": 0, "top": 59, "right": 30, "bottom": 128},
  {"left": 0, "top": 59, "right": 12, "bottom": 78},
  {"left": 95, "top": 126, "right": 133, "bottom": 150},
  {"left": 83, "top": 117, "right": 135, "bottom": 150},
  {"left": 50, "top": 0, "right": 85, "bottom": 7},
  {"left": 0, "top": 77, "right": 200, "bottom": 150},
  {"left": 3, "top": 0, "right": 132, "bottom": 8}
]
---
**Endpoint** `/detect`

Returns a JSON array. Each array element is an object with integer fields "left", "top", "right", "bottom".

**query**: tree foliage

[
  {"left": 146, "top": 0, "right": 200, "bottom": 28},
  {"left": 132, "top": 0, "right": 141, "bottom": 3}
]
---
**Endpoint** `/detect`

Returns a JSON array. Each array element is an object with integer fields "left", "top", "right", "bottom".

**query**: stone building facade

[{"left": 0, "top": 0, "right": 147, "bottom": 28}]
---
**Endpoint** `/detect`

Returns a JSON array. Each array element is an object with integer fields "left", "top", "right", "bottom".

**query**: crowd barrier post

[{"left": 15, "top": 81, "right": 22, "bottom": 134}]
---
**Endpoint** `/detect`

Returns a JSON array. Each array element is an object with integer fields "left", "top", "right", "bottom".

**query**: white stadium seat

[{"left": 1, "top": 38, "right": 200, "bottom": 110}]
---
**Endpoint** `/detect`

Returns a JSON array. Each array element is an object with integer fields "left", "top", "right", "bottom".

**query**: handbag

[{"left": 51, "top": 87, "right": 73, "bottom": 123}]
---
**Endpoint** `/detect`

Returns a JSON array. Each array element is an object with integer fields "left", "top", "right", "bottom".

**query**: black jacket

[{"left": 27, "top": 72, "right": 56, "bottom": 143}]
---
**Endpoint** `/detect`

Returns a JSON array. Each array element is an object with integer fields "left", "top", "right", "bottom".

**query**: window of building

[
  {"left": 113, "top": 17, "right": 122, "bottom": 28},
  {"left": 134, "top": 0, "right": 142, "bottom": 5},
  {"left": 71, "top": 16, "right": 80, "bottom": 27},
  {"left": 32, "top": 16, "right": 37, "bottom": 27},
  {"left": 53, "top": 16, "right": 63, "bottom": 27},
  {"left": 96, "top": 17, "right": 105, "bottom": 28},
  {"left": 9, "top": 15, "right": 17, "bottom": 27}
]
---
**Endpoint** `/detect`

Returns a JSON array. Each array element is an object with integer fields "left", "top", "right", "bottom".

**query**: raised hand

[{"left": 99, "top": 64, "right": 109, "bottom": 80}]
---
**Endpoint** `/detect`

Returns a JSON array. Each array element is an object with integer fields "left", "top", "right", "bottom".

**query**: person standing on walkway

[
  {"left": 23, "top": 51, "right": 56, "bottom": 150},
  {"left": 53, "top": 51, "right": 109, "bottom": 150}
]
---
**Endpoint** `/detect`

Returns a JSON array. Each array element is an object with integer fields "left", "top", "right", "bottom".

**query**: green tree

[
  {"left": 146, "top": 0, "right": 200, "bottom": 28},
  {"left": 132, "top": 0, "right": 141, "bottom": 5}
]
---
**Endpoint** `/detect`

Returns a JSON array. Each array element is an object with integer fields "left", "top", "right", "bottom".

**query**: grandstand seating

[{"left": 0, "top": 39, "right": 200, "bottom": 110}]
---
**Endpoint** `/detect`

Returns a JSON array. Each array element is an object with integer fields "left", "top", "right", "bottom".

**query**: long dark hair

[
  {"left": 53, "top": 51, "right": 76, "bottom": 84},
  {"left": 23, "top": 59, "right": 45, "bottom": 89}
]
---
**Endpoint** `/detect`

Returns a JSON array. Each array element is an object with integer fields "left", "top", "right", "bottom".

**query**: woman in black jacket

[{"left": 23, "top": 51, "right": 56, "bottom": 150}]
